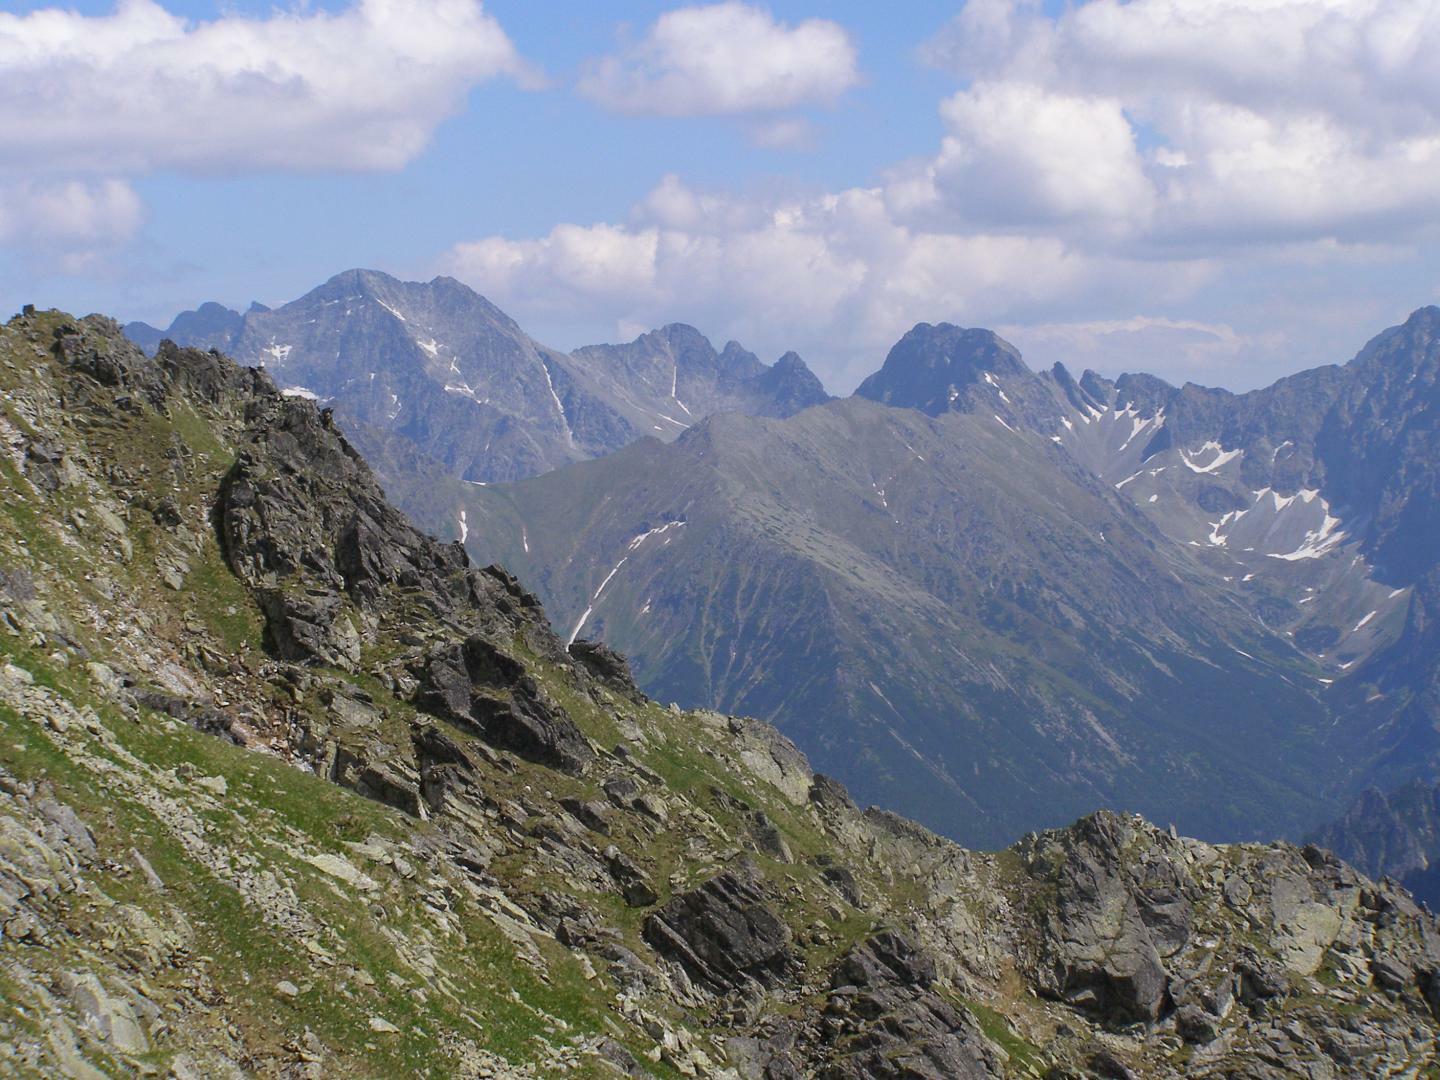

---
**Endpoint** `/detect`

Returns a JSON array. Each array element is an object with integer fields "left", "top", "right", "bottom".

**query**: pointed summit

[
  {"left": 749, "top": 350, "right": 830, "bottom": 416},
  {"left": 853, "top": 323, "right": 1033, "bottom": 418}
]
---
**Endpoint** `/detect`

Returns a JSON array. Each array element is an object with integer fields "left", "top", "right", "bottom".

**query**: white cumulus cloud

[
  {"left": 0, "top": 0, "right": 532, "bottom": 175},
  {"left": 904, "top": 80, "right": 1156, "bottom": 234},
  {"left": 578, "top": 3, "right": 859, "bottom": 116},
  {"left": 915, "top": 0, "right": 1440, "bottom": 248},
  {"left": 0, "top": 0, "right": 531, "bottom": 259}
]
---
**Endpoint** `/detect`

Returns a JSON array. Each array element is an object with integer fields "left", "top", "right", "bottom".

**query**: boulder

[{"left": 642, "top": 865, "right": 794, "bottom": 992}]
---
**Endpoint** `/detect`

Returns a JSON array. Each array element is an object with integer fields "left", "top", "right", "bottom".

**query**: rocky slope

[
  {"left": 125, "top": 270, "right": 830, "bottom": 486},
  {"left": 3, "top": 310, "right": 1439, "bottom": 1076},
  {"left": 1038, "top": 307, "right": 1440, "bottom": 804}
]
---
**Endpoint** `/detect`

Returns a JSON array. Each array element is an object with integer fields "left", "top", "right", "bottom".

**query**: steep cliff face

[{"left": 1, "top": 309, "right": 1437, "bottom": 1078}]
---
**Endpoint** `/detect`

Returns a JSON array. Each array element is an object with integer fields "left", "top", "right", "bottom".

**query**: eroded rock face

[
  {"left": 1025, "top": 812, "right": 1184, "bottom": 1025},
  {"left": 732, "top": 933, "right": 1003, "bottom": 1080},
  {"left": 1011, "top": 809, "right": 1440, "bottom": 1060},
  {"left": 642, "top": 864, "right": 795, "bottom": 993}
]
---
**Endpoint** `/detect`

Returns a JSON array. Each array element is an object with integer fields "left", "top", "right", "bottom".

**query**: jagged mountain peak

[
  {"left": 297, "top": 267, "right": 524, "bottom": 333},
  {"left": 1348, "top": 304, "right": 1440, "bottom": 380},
  {"left": 647, "top": 321, "right": 712, "bottom": 348}
]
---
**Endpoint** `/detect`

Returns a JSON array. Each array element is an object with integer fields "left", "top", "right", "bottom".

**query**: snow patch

[
  {"left": 1268, "top": 505, "right": 1346, "bottom": 561},
  {"left": 281, "top": 386, "right": 318, "bottom": 400},
  {"left": 566, "top": 522, "right": 686, "bottom": 646},
  {"left": 376, "top": 299, "right": 406, "bottom": 322},
  {"left": 1353, "top": 610, "right": 1377, "bottom": 632},
  {"left": 671, "top": 363, "right": 692, "bottom": 416},
  {"left": 1117, "top": 409, "right": 1163, "bottom": 454},
  {"left": 1181, "top": 441, "right": 1242, "bottom": 474},
  {"left": 627, "top": 520, "right": 685, "bottom": 551},
  {"left": 416, "top": 338, "right": 440, "bottom": 358},
  {"left": 263, "top": 343, "right": 292, "bottom": 365},
  {"left": 458, "top": 510, "right": 468, "bottom": 544},
  {"left": 539, "top": 359, "right": 573, "bottom": 445},
  {"left": 1207, "top": 508, "right": 1248, "bottom": 546}
]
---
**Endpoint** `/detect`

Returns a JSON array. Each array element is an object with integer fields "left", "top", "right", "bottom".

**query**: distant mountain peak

[{"left": 853, "top": 322, "right": 1032, "bottom": 417}]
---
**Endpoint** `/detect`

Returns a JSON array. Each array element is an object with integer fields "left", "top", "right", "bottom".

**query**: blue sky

[{"left": 2, "top": 1, "right": 1438, "bottom": 392}]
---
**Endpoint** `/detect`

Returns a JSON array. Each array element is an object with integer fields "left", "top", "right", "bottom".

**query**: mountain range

[
  {"left": 129, "top": 275, "right": 1440, "bottom": 863},
  {"left": 4, "top": 309, "right": 1439, "bottom": 1077},
  {"left": 455, "top": 309, "right": 1440, "bottom": 851},
  {"left": 126, "top": 269, "right": 830, "bottom": 484}
]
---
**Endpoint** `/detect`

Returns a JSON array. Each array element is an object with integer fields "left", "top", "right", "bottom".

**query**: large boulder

[
  {"left": 1022, "top": 812, "right": 1186, "bottom": 1026},
  {"left": 414, "top": 638, "right": 594, "bottom": 775},
  {"left": 642, "top": 864, "right": 794, "bottom": 993}
]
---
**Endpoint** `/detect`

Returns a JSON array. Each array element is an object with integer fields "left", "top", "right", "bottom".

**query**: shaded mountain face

[
  {"left": 1311, "top": 779, "right": 1440, "bottom": 907},
  {"left": 1036, "top": 307, "right": 1440, "bottom": 797},
  {"left": 4, "top": 309, "right": 1439, "bottom": 1078},
  {"left": 124, "top": 299, "right": 259, "bottom": 355},
  {"left": 569, "top": 325, "right": 831, "bottom": 432},
  {"left": 125, "top": 270, "right": 828, "bottom": 486},
  {"left": 440, "top": 311, "right": 1440, "bottom": 852}
]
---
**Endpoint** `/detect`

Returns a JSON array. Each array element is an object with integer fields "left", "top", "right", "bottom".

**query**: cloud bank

[
  {"left": 447, "top": 0, "right": 1440, "bottom": 389},
  {"left": 0, "top": 0, "right": 530, "bottom": 175}
]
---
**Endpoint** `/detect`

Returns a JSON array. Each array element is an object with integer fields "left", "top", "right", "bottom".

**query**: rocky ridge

[{"left": 0, "top": 309, "right": 1437, "bottom": 1076}]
